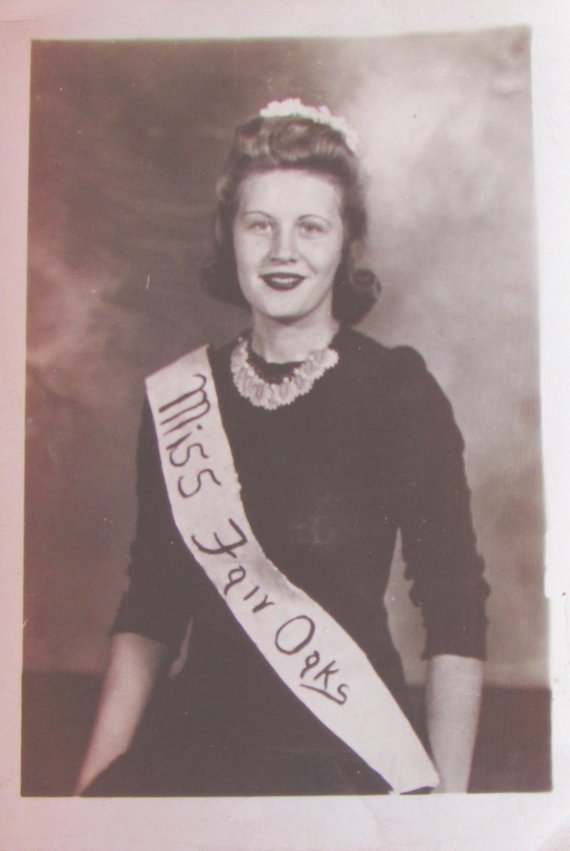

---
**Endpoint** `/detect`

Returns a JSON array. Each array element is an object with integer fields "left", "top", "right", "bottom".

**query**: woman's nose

[{"left": 270, "top": 225, "right": 298, "bottom": 262}]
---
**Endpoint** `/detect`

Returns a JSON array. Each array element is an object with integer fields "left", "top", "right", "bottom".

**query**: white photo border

[{"left": 1, "top": 1, "right": 569, "bottom": 849}]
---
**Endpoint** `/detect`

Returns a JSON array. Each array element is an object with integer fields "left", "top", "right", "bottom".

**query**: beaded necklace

[{"left": 230, "top": 336, "right": 339, "bottom": 410}]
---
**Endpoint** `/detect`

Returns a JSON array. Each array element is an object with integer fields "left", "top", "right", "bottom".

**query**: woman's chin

[
  {"left": 250, "top": 300, "right": 335, "bottom": 328},
  {"left": 255, "top": 312, "right": 327, "bottom": 328}
]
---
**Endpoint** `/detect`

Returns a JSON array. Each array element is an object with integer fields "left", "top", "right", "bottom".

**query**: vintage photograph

[{"left": 22, "top": 29, "right": 548, "bottom": 799}]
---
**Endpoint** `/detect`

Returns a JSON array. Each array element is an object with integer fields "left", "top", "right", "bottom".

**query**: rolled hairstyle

[{"left": 201, "top": 109, "right": 380, "bottom": 325}]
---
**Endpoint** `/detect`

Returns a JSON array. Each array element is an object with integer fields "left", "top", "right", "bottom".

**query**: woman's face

[{"left": 232, "top": 169, "right": 344, "bottom": 325}]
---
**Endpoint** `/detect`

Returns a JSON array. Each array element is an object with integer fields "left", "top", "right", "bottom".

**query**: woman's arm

[
  {"left": 426, "top": 654, "right": 483, "bottom": 793},
  {"left": 390, "top": 349, "right": 489, "bottom": 791},
  {"left": 74, "top": 632, "right": 169, "bottom": 795}
]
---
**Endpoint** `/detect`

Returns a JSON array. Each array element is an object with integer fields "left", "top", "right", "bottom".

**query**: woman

[{"left": 76, "top": 99, "right": 489, "bottom": 797}]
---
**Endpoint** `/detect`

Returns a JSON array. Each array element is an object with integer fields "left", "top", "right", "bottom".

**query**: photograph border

[{"left": 2, "top": 1, "right": 569, "bottom": 849}]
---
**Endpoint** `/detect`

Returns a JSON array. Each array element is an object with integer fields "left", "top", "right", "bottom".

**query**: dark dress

[{"left": 85, "top": 327, "right": 489, "bottom": 796}]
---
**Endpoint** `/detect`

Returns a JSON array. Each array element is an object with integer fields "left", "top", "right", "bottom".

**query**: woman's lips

[{"left": 261, "top": 273, "right": 306, "bottom": 291}]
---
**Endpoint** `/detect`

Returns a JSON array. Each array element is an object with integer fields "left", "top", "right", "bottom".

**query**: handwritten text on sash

[{"left": 157, "top": 371, "right": 349, "bottom": 706}]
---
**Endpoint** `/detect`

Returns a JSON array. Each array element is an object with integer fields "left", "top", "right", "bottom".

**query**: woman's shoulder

[
  {"left": 338, "top": 327, "right": 428, "bottom": 381},
  {"left": 340, "top": 329, "right": 457, "bottom": 423},
  {"left": 150, "top": 336, "right": 236, "bottom": 378},
  {"left": 208, "top": 335, "right": 240, "bottom": 363}
]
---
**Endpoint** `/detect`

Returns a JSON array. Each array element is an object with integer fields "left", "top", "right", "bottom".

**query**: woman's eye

[
  {"left": 299, "top": 220, "right": 326, "bottom": 235},
  {"left": 247, "top": 219, "right": 272, "bottom": 232}
]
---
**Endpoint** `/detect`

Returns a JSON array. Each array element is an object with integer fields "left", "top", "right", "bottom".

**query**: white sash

[{"left": 146, "top": 346, "right": 439, "bottom": 794}]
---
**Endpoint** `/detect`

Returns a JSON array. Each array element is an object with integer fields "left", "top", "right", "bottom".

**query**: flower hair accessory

[{"left": 259, "top": 98, "right": 359, "bottom": 154}]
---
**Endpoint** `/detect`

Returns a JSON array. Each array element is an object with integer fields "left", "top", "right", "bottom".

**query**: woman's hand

[
  {"left": 425, "top": 654, "right": 483, "bottom": 793},
  {"left": 74, "top": 632, "right": 169, "bottom": 795}
]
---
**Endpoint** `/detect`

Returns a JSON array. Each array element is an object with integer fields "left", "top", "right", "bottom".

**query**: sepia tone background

[{"left": 23, "top": 29, "right": 548, "bottom": 793}]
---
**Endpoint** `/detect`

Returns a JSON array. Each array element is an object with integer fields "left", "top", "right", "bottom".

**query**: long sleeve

[
  {"left": 111, "top": 400, "right": 203, "bottom": 658},
  {"left": 393, "top": 347, "right": 490, "bottom": 660}
]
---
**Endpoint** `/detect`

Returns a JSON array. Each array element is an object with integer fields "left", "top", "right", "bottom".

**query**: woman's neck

[{"left": 250, "top": 315, "right": 340, "bottom": 363}]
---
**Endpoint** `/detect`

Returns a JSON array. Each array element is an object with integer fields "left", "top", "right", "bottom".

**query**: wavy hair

[{"left": 201, "top": 112, "right": 380, "bottom": 325}]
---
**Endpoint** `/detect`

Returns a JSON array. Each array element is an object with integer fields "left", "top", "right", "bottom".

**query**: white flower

[{"left": 259, "top": 98, "right": 359, "bottom": 154}]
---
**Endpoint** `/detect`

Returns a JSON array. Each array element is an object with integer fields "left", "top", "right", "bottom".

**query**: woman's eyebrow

[
  {"left": 241, "top": 209, "right": 272, "bottom": 217},
  {"left": 299, "top": 213, "right": 332, "bottom": 223}
]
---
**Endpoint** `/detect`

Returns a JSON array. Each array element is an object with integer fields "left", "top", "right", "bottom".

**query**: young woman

[{"left": 76, "top": 100, "right": 489, "bottom": 797}]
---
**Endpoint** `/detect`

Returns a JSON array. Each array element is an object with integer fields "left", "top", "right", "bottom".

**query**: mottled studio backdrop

[{"left": 25, "top": 28, "right": 544, "bottom": 686}]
